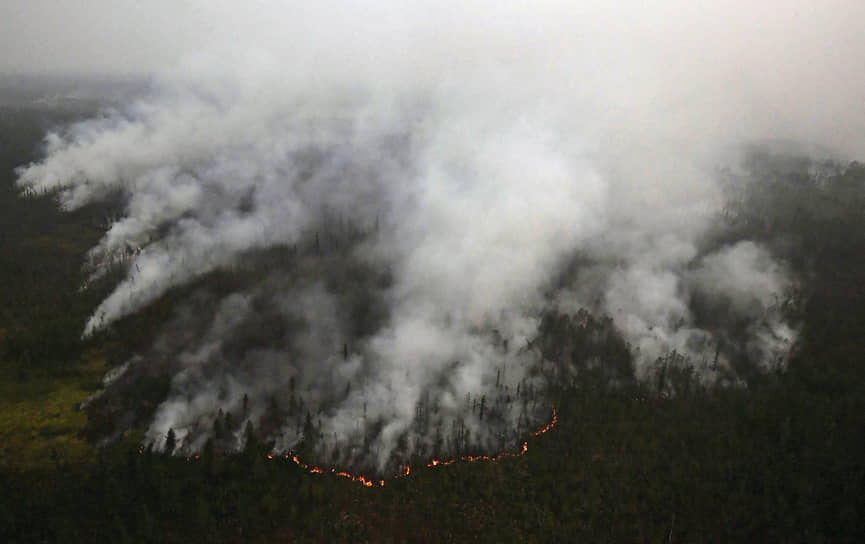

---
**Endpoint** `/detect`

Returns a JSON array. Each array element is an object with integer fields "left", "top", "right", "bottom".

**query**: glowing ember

[
  {"left": 425, "top": 408, "right": 556, "bottom": 469},
  {"left": 532, "top": 407, "right": 558, "bottom": 436},
  {"left": 277, "top": 449, "right": 387, "bottom": 487},
  {"left": 274, "top": 407, "right": 557, "bottom": 487},
  {"left": 164, "top": 407, "right": 557, "bottom": 489}
]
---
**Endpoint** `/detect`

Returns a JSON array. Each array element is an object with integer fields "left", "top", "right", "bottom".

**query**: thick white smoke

[{"left": 14, "top": 1, "right": 864, "bottom": 467}]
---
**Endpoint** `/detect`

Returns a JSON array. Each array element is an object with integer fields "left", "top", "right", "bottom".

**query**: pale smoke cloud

[
  {"left": 597, "top": 240, "right": 795, "bottom": 382},
  {"left": 13, "top": 0, "right": 861, "bottom": 464}
]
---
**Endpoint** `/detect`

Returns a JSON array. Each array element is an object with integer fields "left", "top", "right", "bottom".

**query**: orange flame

[
  {"left": 532, "top": 407, "right": 558, "bottom": 436},
  {"left": 277, "top": 449, "right": 387, "bottom": 487},
  {"left": 424, "top": 408, "right": 557, "bottom": 470},
  {"left": 171, "top": 407, "right": 559, "bottom": 489}
]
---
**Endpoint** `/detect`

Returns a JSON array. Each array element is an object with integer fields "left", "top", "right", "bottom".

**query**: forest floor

[{"left": 0, "top": 356, "right": 103, "bottom": 469}]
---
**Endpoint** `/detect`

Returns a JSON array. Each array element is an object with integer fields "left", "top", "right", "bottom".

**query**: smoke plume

[{"left": 13, "top": 1, "right": 865, "bottom": 469}]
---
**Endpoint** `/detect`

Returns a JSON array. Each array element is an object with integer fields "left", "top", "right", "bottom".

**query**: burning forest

[
  {"left": 15, "top": 75, "right": 802, "bottom": 473},
  {"left": 2, "top": 1, "right": 865, "bottom": 541},
  {"left": 262, "top": 406, "right": 556, "bottom": 488}
]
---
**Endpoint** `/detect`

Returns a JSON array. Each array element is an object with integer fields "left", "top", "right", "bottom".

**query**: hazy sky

[{"left": 4, "top": 1, "right": 865, "bottom": 79}]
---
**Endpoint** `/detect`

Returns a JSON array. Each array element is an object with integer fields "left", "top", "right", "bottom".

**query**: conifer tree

[{"left": 165, "top": 428, "right": 176, "bottom": 455}]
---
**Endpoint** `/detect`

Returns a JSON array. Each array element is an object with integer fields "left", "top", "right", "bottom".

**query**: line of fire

[
  {"left": 270, "top": 407, "right": 557, "bottom": 488},
  {"left": 157, "top": 407, "right": 559, "bottom": 488}
]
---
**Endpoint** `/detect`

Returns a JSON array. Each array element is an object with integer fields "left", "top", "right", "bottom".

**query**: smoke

[{"left": 13, "top": 1, "right": 865, "bottom": 469}]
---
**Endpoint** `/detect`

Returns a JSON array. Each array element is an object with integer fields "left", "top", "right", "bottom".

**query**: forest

[{"left": 1, "top": 98, "right": 864, "bottom": 543}]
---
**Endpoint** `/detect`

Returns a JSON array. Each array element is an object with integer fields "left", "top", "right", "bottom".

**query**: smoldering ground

[{"left": 11, "top": 1, "right": 865, "bottom": 470}]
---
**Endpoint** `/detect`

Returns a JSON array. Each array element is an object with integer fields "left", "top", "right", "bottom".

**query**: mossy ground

[{"left": 0, "top": 357, "right": 104, "bottom": 469}]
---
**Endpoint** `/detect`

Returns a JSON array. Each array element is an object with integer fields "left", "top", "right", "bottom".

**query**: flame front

[
  {"left": 532, "top": 407, "right": 558, "bottom": 436},
  {"left": 425, "top": 408, "right": 556, "bottom": 469},
  {"left": 165, "top": 407, "right": 557, "bottom": 489},
  {"left": 271, "top": 408, "right": 557, "bottom": 487},
  {"left": 277, "top": 452, "right": 386, "bottom": 487}
]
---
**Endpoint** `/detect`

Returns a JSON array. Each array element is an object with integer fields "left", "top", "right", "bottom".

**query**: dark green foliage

[
  {"left": 0, "top": 109, "right": 104, "bottom": 378},
  {"left": 164, "top": 429, "right": 176, "bottom": 455},
  {"left": 537, "top": 308, "right": 635, "bottom": 389}
]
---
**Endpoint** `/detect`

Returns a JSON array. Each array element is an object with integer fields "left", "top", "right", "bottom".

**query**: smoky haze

[{"left": 9, "top": 1, "right": 865, "bottom": 469}]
